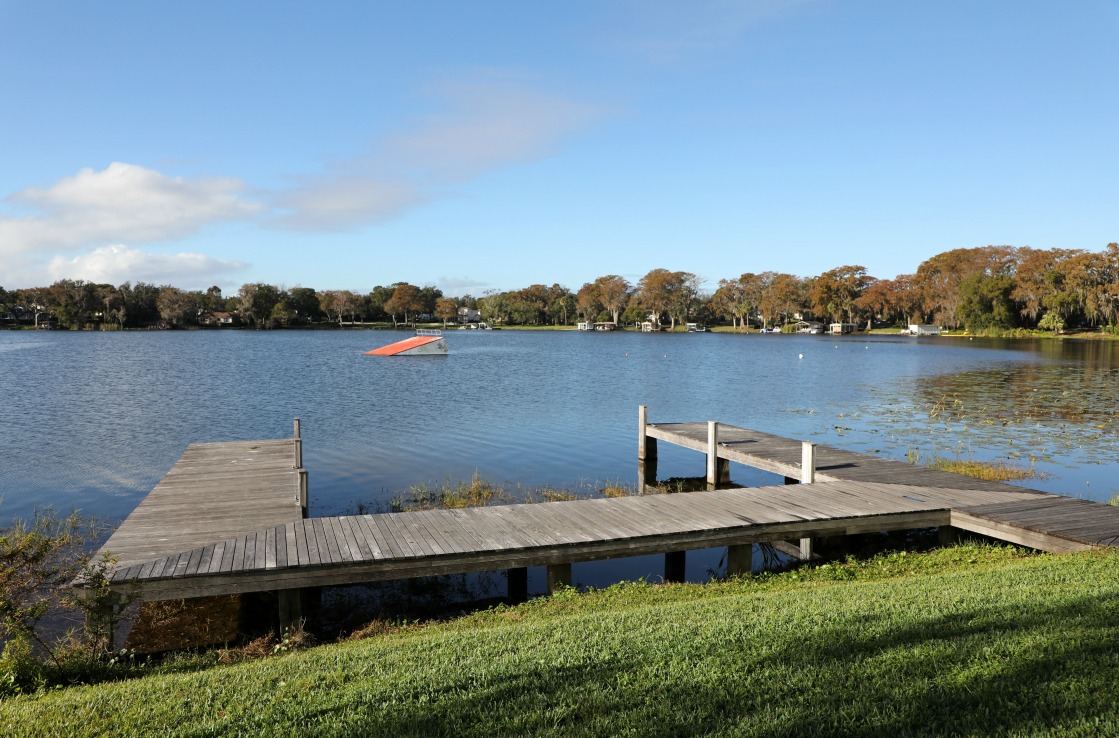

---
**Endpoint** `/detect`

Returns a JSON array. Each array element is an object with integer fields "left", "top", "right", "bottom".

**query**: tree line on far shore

[{"left": 2, "top": 243, "right": 1117, "bottom": 333}]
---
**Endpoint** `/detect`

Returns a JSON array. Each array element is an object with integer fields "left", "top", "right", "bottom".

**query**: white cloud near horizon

[
  {"left": 0, "top": 162, "right": 263, "bottom": 258},
  {"left": 271, "top": 75, "right": 602, "bottom": 230},
  {"left": 45, "top": 244, "right": 247, "bottom": 287}
]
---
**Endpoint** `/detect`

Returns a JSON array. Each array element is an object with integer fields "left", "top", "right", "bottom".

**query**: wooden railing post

[
  {"left": 638, "top": 405, "right": 652, "bottom": 460},
  {"left": 638, "top": 405, "right": 657, "bottom": 494},
  {"left": 293, "top": 417, "right": 303, "bottom": 470},
  {"left": 707, "top": 421, "right": 719, "bottom": 488},
  {"left": 800, "top": 441, "right": 816, "bottom": 484},
  {"left": 298, "top": 469, "right": 309, "bottom": 517},
  {"left": 800, "top": 441, "right": 816, "bottom": 559}
]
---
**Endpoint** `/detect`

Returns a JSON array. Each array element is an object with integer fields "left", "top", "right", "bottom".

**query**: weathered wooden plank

[{"left": 328, "top": 518, "right": 355, "bottom": 562}]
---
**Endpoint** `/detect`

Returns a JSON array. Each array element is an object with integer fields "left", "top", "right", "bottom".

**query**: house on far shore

[
  {"left": 200, "top": 311, "right": 237, "bottom": 327},
  {"left": 795, "top": 320, "right": 824, "bottom": 334},
  {"left": 457, "top": 307, "right": 480, "bottom": 324},
  {"left": 829, "top": 322, "right": 858, "bottom": 335},
  {"left": 903, "top": 324, "right": 941, "bottom": 336}
]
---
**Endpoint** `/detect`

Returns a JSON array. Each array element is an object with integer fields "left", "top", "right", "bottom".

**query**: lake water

[{"left": 2, "top": 328, "right": 1117, "bottom": 590}]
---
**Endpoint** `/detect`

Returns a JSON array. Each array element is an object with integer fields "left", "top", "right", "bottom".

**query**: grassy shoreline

[{"left": 4, "top": 544, "right": 1117, "bottom": 737}]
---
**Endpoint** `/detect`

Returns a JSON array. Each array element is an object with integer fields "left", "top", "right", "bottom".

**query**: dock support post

[
  {"left": 293, "top": 418, "right": 302, "bottom": 470},
  {"left": 508, "top": 567, "right": 528, "bottom": 603},
  {"left": 706, "top": 422, "right": 729, "bottom": 489},
  {"left": 938, "top": 525, "right": 958, "bottom": 547},
  {"left": 638, "top": 405, "right": 658, "bottom": 493},
  {"left": 297, "top": 469, "right": 309, "bottom": 517},
  {"left": 278, "top": 589, "right": 303, "bottom": 634},
  {"left": 799, "top": 442, "right": 816, "bottom": 560},
  {"left": 546, "top": 563, "right": 572, "bottom": 594},
  {"left": 664, "top": 551, "right": 686, "bottom": 583},
  {"left": 727, "top": 544, "right": 752, "bottom": 577}
]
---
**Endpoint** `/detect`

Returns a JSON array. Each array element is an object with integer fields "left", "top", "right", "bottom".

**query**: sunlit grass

[{"left": 4, "top": 545, "right": 1119, "bottom": 737}]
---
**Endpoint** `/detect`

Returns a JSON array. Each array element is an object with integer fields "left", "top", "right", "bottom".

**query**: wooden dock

[
  {"left": 89, "top": 409, "right": 1119, "bottom": 630},
  {"left": 94, "top": 436, "right": 306, "bottom": 571}
]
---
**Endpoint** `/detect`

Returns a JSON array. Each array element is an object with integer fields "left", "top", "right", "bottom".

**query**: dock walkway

[{"left": 93, "top": 411, "right": 1119, "bottom": 618}]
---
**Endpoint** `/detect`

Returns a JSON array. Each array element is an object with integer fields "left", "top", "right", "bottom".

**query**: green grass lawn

[{"left": 3, "top": 544, "right": 1118, "bottom": 737}]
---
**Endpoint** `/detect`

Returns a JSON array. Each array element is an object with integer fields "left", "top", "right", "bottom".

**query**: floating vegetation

[
  {"left": 849, "top": 363, "right": 1119, "bottom": 474},
  {"left": 355, "top": 472, "right": 632, "bottom": 515},
  {"left": 921, "top": 456, "right": 1049, "bottom": 482}
]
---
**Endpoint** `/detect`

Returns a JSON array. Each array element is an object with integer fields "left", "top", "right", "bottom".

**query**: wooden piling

[
  {"left": 727, "top": 544, "right": 752, "bottom": 577},
  {"left": 664, "top": 551, "right": 686, "bottom": 583},
  {"left": 799, "top": 441, "right": 816, "bottom": 559},
  {"left": 278, "top": 589, "right": 302, "bottom": 633},
  {"left": 508, "top": 567, "right": 528, "bottom": 602},
  {"left": 546, "top": 563, "right": 572, "bottom": 594}
]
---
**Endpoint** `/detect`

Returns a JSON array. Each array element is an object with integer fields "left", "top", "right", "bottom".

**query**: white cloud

[
  {"left": 46, "top": 244, "right": 247, "bottom": 287},
  {"left": 271, "top": 74, "right": 601, "bottom": 230},
  {"left": 0, "top": 162, "right": 263, "bottom": 257}
]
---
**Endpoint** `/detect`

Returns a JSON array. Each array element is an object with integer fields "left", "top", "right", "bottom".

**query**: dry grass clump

[{"left": 924, "top": 457, "right": 1048, "bottom": 482}]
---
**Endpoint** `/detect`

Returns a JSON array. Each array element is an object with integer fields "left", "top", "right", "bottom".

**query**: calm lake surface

[{"left": 3, "top": 328, "right": 1117, "bottom": 588}]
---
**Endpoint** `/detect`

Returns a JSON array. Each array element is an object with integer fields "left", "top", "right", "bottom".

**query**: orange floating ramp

[{"left": 364, "top": 332, "right": 448, "bottom": 356}]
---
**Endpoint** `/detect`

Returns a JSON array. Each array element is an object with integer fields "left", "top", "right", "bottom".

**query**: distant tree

[
  {"left": 384, "top": 283, "right": 424, "bottom": 327},
  {"left": 200, "top": 285, "right": 224, "bottom": 313},
  {"left": 418, "top": 286, "right": 443, "bottom": 318},
  {"left": 635, "top": 269, "right": 695, "bottom": 329},
  {"left": 156, "top": 286, "right": 200, "bottom": 327},
  {"left": 238, "top": 283, "right": 282, "bottom": 328},
  {"left": 336, "top": 290, "right": 362, "bottom": 323},
  {"left": 621, "top": 298, "right": 644, "bottom": 326},
  {"left": 549, "top": 287, "right": 575, "bottom": 326},
  {"left": 958, "top": 273, "right": 1017, "bottom": 332},
  {"left": 366, "top": 285, "right": 395, "bottom": 322},
  {"left": 765, "top": 273, "right": 809, "bottom": 327},
  {"left": 593, "top": 275, "right": 631, "bottom": 325},
  {"left": 856, "top": 275, "right": 918, "bottom": 327},
  {"left": 435, "top": 297, "right": 457, "bottom": 328},
  {"left": 47, "top": 279, "right": 98, "bottom": 329},
  {"left": 911, "top": 246, "right": 1015, "bottom": 328},
  {"left": 478, "top": 290, "right": 509, "bottom": 325},
  {"left": 808, "top": 265, "right": 872, "bottom": 324},
  {"left": 98, "top": 284, "right": 126, "bottom": 329},
  {"left": 1038, "top": 312, "right": 1064, "bottom": 333},
  {"left": 286, "top": 287, "right": 322, "bottom": 323},
  {"left": 318, "top": 290, "right": 342, "bottom": 324},
  {"left": 709, "top": 278, "right": 744, "bottom": 329},
  {"left": 576, "top": 282, "right": 603, "bottom": 323}
]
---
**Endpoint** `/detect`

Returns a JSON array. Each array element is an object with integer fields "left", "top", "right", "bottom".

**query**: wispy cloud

[
  {"left": 615, "top": 0, "right": 820, "bottom": 62},
  {"left": 45, "top": 244, "right": 247, "bottom": 287},
  {"left": 0, "top": 162, "right": 263, "bottom": 257},
  {"left": 437, "top": 276, "right": 492, "bottom": 296},
  {"left": 271, "top": 74, "right": 601, "bottom": 230}
]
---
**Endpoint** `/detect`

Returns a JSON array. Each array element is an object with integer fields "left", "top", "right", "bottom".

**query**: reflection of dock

[{"left": 91, "top": 409, "right": 1119, "bottom": 632}]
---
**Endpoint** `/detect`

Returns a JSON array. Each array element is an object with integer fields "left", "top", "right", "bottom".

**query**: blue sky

[{"left": 1, "top": 1, "right": 1116, "bottom": 296}]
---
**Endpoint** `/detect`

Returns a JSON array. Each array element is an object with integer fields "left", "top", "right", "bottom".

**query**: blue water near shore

[{"left": 3, "top": 328, "right": 1117, "bottom": 588}]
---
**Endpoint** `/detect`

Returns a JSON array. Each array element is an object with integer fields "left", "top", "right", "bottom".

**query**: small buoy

[
  {"left": 865, "top": 346, "right": 869, "bottom": 349},
  {"left": 835, "top": 345, "right": 839, "bottom": 349},
  {"left": 798, "top": 353, "right": 804, "bottom": 360},
  {"left": 625, "top": 353, "right": 629, "bottom": 357}
]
